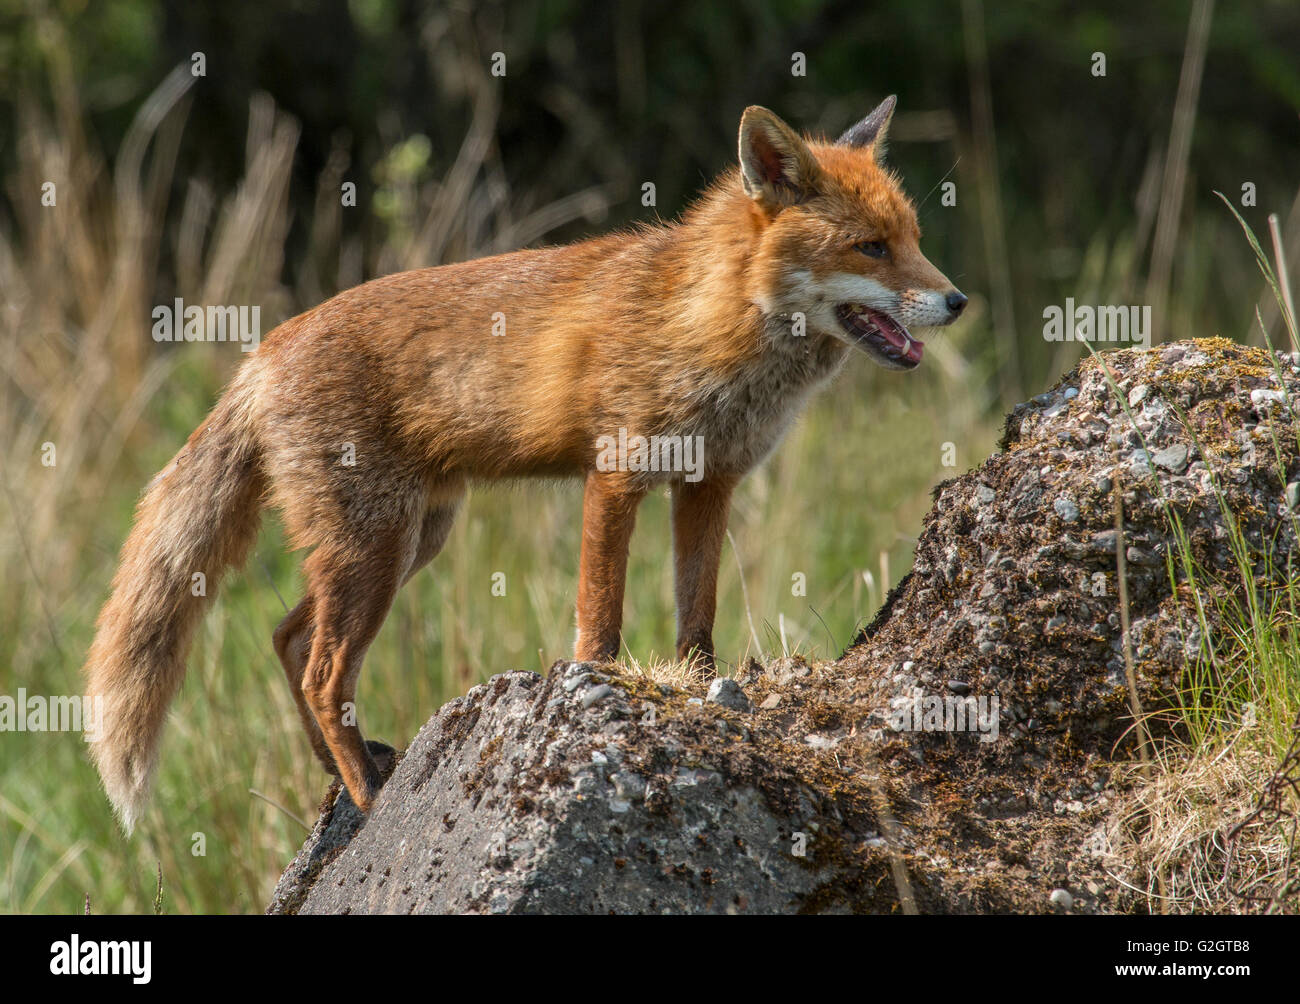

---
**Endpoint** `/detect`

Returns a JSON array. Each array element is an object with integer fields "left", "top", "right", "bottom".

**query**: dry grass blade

[{"left": 1144, "top": 0, "right": 1214, "bottom": 342}]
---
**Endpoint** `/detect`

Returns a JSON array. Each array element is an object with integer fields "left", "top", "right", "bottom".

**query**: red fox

[{"left": 85, "top": 97, "right": 966, "bottom": 828}]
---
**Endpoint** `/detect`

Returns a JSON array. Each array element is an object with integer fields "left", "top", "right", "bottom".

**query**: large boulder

[
  {"left": 268, "top": 665, "right": 852, "bottom": 915},
  {"left": 269, "top": 339, "right": 1300, "bottom": 914}
]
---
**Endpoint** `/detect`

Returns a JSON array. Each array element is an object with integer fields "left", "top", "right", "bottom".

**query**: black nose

[{"left": 946, "top": 290, "right": 968, "bottom": 315}]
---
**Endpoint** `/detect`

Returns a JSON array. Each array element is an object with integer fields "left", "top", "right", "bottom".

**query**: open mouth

[{"left": 835, "top": 304, "right": 923, "bottom": 369}]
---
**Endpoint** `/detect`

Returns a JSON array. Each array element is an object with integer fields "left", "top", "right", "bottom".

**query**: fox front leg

[
  {"left": 575, "top": 472, "right": 646, "bottom": 663},
  {"left": 671, "top": 475, "right": 737, "bottom": 674}
]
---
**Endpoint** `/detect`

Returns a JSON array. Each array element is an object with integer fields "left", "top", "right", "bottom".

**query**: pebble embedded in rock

[
  {"left": 1089, "top": 530, "right": 1118, "bottom": 554},
  {"left": 1127, "top": 384, "right": 1149, "bottom": 406},
  {"left": 1250, "top": 387, "right": 1287, "bottom": 412},
  {"left": 580, "top": 684, "right": 615, "bottom": 709},
  {"left": 1125, "top": 546, "right": 1157, "bottom": 566},
  {"left": 1152, "top": 444, "right": 1189, "bottom": 473},
  {"left": 946, "top": 680, "right": 971, "bottom": 695},
  {"left": 1053, "top": 496, "right": 1079, "bottom": 522},
  {"left": 1049, "top": 888, "right": 1073, "bottom": 910},
  {"left": 1287, "top": 482, "right": 1300, "bottom": 510},
  {"left": 706, "top": 678, "right": 752, "bottom": 712}
]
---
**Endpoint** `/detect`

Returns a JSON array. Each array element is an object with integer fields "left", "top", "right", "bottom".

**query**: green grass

[{"left": 1079, "top": 210, "right": 1300, "bottom": 913}]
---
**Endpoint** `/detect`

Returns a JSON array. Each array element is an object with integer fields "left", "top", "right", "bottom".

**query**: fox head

[{"left": 738, "top": 97, "right": 965, "bottom": 370}]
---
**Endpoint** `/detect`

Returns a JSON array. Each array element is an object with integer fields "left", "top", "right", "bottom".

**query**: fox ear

[
  {"left": 837, "top": 95, "right": 897, "bottom": 160},
  {"left": 738, "top": 106, "right": 820, "bottom": 211}
]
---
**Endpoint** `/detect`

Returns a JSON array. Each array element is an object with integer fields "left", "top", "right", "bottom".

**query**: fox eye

[{"left": 855, "top": 240, "right": 888, "bottom": 258}]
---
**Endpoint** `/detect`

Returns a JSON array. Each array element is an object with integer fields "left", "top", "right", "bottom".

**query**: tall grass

[
  {"left": 1168, "top": 200, "right": 1299, "bottom": 761},
  {"left": 1098, "top": 207, "right": 1300, "bottom": 913}
]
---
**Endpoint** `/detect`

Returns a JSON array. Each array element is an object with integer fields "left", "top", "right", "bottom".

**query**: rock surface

[{"left": 269, "top": 339, "right": 1300, "bottom": 915}]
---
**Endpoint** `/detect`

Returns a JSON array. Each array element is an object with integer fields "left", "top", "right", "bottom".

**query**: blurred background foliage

[
  {"left": 3, "top": 0, "right": 1298, "bottom": 375},
  {"left": 0, "top": 0, "right": 1298, "bottom": 913}
]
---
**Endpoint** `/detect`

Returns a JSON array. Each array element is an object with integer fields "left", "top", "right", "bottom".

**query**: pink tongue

[{"left": 867, "top": 309, "right": 924, "bottom": 359}]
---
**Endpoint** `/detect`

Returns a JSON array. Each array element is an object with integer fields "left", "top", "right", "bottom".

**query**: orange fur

[{"left": 84, "top": 99, "right": 964, "bottom": 825}]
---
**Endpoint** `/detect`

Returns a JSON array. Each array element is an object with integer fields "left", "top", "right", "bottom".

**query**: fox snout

[
  {"left": 898, "top": 282, "right": 967, "bottom": 328},
  {"left": 898, "top": 245, "right": 967, "bottom": 327}
]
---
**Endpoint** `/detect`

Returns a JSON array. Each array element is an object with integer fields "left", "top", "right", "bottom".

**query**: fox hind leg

[
  {"left": 269, "top": 488, "right": 462, "bottom": 811},
  {"left": 297, "top": 537, "right": 409, "bottom": 813},
  {"left": 272, "top": 593, "right": 335, "bottom": 773},
  {"left": 273, "top": 593, "right": 402, "bottom": 776}
]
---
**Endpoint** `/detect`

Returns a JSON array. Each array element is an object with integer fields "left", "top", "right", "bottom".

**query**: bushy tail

[{"left": 84, "top": 369, "right": 265, "bottom": 832}]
